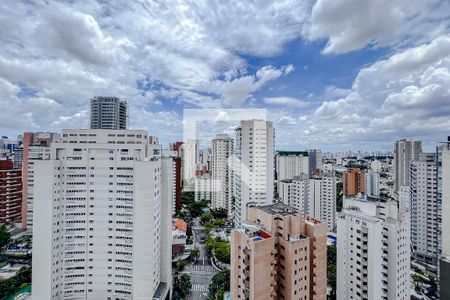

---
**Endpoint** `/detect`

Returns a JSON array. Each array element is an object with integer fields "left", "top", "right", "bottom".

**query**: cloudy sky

[{"left": 1, "top": 0, "right": 450, "bottom": 151}]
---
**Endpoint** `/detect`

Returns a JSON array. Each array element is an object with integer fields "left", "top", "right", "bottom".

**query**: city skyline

[{"left": 1, "top": 1, "right": 450, "bottom": 151}]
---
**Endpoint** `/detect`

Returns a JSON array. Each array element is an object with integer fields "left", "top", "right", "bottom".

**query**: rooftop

[
  {"left": 277, "top": 150, "right": 308, "bottom": 156},
  {"left": 256, "top": 203, "right": 299, "bottom": 216}
]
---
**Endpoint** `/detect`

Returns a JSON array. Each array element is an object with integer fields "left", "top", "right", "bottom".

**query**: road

[{"left": 186, "top": 218, "right": 218, "bottom": 299}]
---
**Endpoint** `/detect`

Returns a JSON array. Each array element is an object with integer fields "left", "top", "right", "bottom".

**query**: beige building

[{"left": 231, "top": 203, "right": 327, "bottom": 300}]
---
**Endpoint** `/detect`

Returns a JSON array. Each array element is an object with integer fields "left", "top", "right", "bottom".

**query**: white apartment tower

[
  {"left": 181, "top": 139, "right": 199, "bottom": 190},
  {"left": 279, "top": 171, "right": 336, "bottom": 232},
  {"left": 90, "top": 96, "right": 128, "bottom": 130},
  {"left": 32, "top": 129, "right": 172, "bottom": 300},
  {"left": 211, "top": 134, "right": 233, "bottom": 217},
  {"left": 410, "top": 153, "right": 439, "bottom": 266},
  {"left": 365, "top": 170, "right": 380, "bottom": 197},
  {"left": 439, "top": 138, "right": 450, "bottom": 299},
  {"left": 233, "top": 120, "right": 274, "bottom": 226},
  {"left": 275, "top": 150, "right": 309, "bottom": 192},
  {"left": 337, "top": 196, "right": 410, "bottom": 300},
  {"left": 394, "top": 139, "right": 422, "bottom": 193}
]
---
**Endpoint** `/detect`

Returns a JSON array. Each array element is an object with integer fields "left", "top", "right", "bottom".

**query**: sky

[{"left": 1, "top": 0, "right": 450, "bottom": 151}]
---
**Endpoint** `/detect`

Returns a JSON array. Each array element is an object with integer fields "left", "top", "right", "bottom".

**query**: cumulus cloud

[
  {"left": 263, "top": 97, "right": 309, "bottom": 108},
  {"left": 276, "top": 34, "right": 450, "bottom": 150},
  {"left": 305, "top": 0, "right": 450, "bottom": 54}
]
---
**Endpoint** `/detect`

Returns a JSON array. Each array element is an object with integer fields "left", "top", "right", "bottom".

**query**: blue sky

[{"left": 0, "top": 0, "right": 449, "bottom": 151}]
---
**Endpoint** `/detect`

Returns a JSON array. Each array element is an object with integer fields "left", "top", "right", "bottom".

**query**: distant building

[
  {"left": 21, "top": 132, "right": 60, "bottom": 231},
  {"left": 410, "top": 153, "right": 439, "bottom": 266},
  {"left": 231, "top": 203, "right": 327, "bottom": 300},
  {"left": 275, "top": 150, "right": 309, "bottom": 192},
  {"left": 181, "top": 139, "right": 199, "bottom": 190},
  {"left": 337, "top": 196, "right": 410, "bottom": 300},
  {"left": 394, "top": 139, "right": 422, "bottom": 193},
  {"left": 0, "top": 160, "right": 22, "bottom": 226},
  {"left": 194, "top": 174, "right": 212, "bottom": 202},
  {"left": 365, "top": 170, "right": 380, "bottom": 197},
  {"left": 233, "top": 120, "right": 274, "bottom": 226},
  {"left": 211, "top": 134, "right": 234, "bottom": 218},
  {"left": 90, "top": 96, "right": 128, "bottom": 130},
  {"left": 308, "top": 149, "right": 322, "bottom": 174},
  {"left": 370, "top": 160, "right": 382, "bottom": 173},
  {"left": 32, "top": 129, "right": 172, "bottom": 299},
  {"left": 343, "top": 168, "right": 365, "bottom": 197},
  {"left": 279, "top": 171, "right": 337, "bottom": 232}
]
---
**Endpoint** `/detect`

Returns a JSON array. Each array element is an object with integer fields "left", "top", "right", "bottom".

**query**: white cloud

[
  {"left": 305, "top": 0, "right": 450, "bottom": 54},
  {"left": 263, "top": 97, "right": 309, "bottom": 108}
]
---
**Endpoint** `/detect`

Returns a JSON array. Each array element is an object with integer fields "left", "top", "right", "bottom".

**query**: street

[{"left": 186, "top": 218, "right": 218, "bottom": 299}]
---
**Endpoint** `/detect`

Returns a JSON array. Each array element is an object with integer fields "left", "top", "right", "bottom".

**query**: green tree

[
  {"left": 0, "top": 225, "right": 11, "bottom": 250},
  {"left": 181, "top": 191, "right": 195, "bottom": 206},
  {"left": 173, "top": 273, "right": 192, "bottom": 299},
  {"left": 177, "top": 259, "right": 187, "bottom": 271},
  {"left": 412, "top": 273, "right": 422, "bottom": 291},
  {"left": 0, "top": 266, "right": 31, "bottom": 298},
  {"left": 209, "top": 269, "right": 230, "bottom": 299},
  {"left": 200, "top": 212, "right": 213, "bottom": 224},
  {"left": 187, "top": 199, "right": 209, "bottom": 217},
  {"left": 327, "top": 245, "right": 337, "bottom": 298},
  {"left": 210, "top": 208, "right": 228, "bottom": 219}
]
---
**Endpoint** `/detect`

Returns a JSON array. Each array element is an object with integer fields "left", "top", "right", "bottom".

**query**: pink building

[{"left": 231, "top": 203, "right": 327, "bottom": 300}]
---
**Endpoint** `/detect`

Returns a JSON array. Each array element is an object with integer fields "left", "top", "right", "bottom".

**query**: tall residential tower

[
  {"left": 233, "top": 120, "right": 274, "bottom": 226},
  {"left": 32, "top": 130, "right": 172, "bottom": 300},
  {"left": 90, "top": 96, "right": 128, "bottom": 130}
]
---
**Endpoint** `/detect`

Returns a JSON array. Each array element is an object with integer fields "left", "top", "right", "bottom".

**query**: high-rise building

[
  {"left": 230, "top": 203, "right": 327, "bottom": 300},
  {"left": 170, "top": 142, "right": 183, "bottom": 212},
  {"left": 275, "top": 151, "right": 309, "bottom": 192},
  {"left": 90, "top": 96, "right": 128, "bottom": 130},
  {"left": 233, "top": 120, "right": 274, "bottom": 226},
  {"left": 194, "top": 174, "right": 212, "bottom": 202},
  {"left": 343, "top": 168, "right": 365, "bottom": 197},
  {"left": 211, "top": 134, "right": 233, "bottom": 217},
  {"left": 410, "top": 153, "right": 439, "bottom": 266},
  {"left": 279, "top": 171, "right": 337, "bottom": 232},
  {"left": 32, "top": 129, "right": 172, "bottom": 299},
  {"left": 337, "top": 196, "right": 410, "bottom": 300},
  {"left": 365, "top": 170, "right": 380, "bottom": 197},
  {"left": 439, "top": 137, "right": 450, "bottom": 299},
  {"left": 394, "top": 139, "right": 422, "bottom": 193},
  {"left": 181, "top": 139, "right": 199, "bottom": 190},
  {"left": 199, "top": 148, "right": 211, "bottom": 173},
  {"left": 0, "top": 160, "right": 22, "bottom": 225},
  {"left": 21, "top": 132, "right": 60, "bottom": 230},
  {"left": 308, "top": 149, "right": 322, "bottom": 175}
]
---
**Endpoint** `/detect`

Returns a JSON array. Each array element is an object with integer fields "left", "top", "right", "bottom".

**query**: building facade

[
  {"left": 233, "top": 120, "right": 274, "bottom": 226},
  {"left": 21, "top": 132, "right": 60, "bottom": 230},
  {"left": 439, "top": 138, "right": 450, "bottom": 299},
  {"left": 0, "top": 160, "right": 22, "bottom": 225},
  {"left": 365, "top": 170, "right": 380, "bottom": 197},
  {"left": 279, "top": 171, "right": 336, "bottom": 232},
  {"left": 211, "top": 134, "right": 234, "bottom": 218},
  {"left": 32, "top": 129, "right": 172, "bottom": 300},
  {"left": 90, "top": 96, "right": 128, "bottom": 130},
  {"left": 181, "top": 139, "right": 199, "bottom": 190},
  {"left": 275, "top": 151, "right": 309, "bottom": 192},
  {"left": 410, "top": 153, "right": 439, "bottom": 266},
  {"left": 231, "top": 203, "right": 327, "bottom": 300},
  {"left": 307, "top": 149, "right": 322, "bottom": 175},
  {"left": 343, "top": 168, "right": 365, "bottom": 197},
  {"left": 394, "top": 139, "right": 422, "bottom": 193},
  {"left": 337, "top": 196, "right": 410, "bottom": 300}
]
